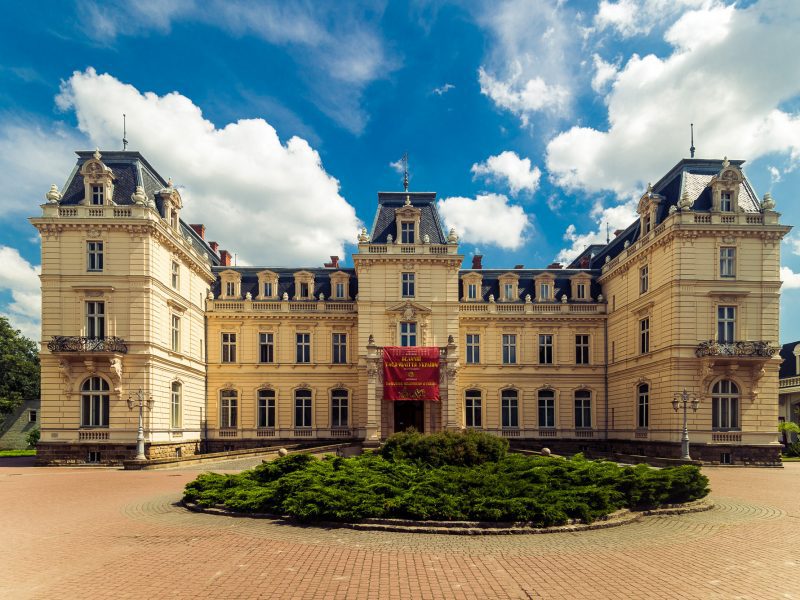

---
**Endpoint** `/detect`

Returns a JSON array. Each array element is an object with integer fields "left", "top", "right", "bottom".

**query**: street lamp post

[
  {"left": 127, "top": 388, "right": 153, "bottom": 461},
  {"left": 672, "top": 388, "right": 700, "bottom": 460}
]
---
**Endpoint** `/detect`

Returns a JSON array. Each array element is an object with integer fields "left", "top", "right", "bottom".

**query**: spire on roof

[
  {"left": 122, "top": 113, "right": 128, "bottom": 151},
  {"left": 402, "top": 152, "right": 409, "bottom": 192},
  {"left": 690, "top": 123, "right": 695, "bottom": 158},
  {"left": 93, "top": 148, "right": 101, "bottom": 160}
]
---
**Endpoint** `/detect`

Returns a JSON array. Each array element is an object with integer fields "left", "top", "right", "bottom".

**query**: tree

[{"left": 0, "top": 317, "right": 40, "bottom": 415}]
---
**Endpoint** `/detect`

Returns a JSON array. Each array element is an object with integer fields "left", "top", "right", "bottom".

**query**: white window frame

[
  {"left": 467, "top": 283, "right": 477, "bottom": 300},
  {"left": 640, "top": 265, "right": 649, "bottom": 295},
  {"left": 466, "top": 334, "right": 480, "bottom": 364},
  {"left": 335, "top": 282, "right": 345, "bottom": 299},
  {"left": 465, "top": 390, "right": 482, "bottom": 428},
  {"left": 400, "top": 221, "right": 415, "bottom": 244},
  {"left": 712, "top": 380, "right": 740, "bottom": 430},
  {"left": 640, "top": 318, "right": 650, "bottom": 354},
  {"left": 171, "top": 314, "right": 181, "bottom": 352},
  {"left": 87, "top": 241, "right": 104, "bottom": 272},
  {"left": 259, "top": 332, "right": 274, "bottom": 363},
  {"left": 637, "top": 383, "right": 649, "bottom": 429},
  {"left": 221, "top": 332, "right": 237, "bottom": 363},
  {"left": 576, "top": 282, "right": 586, "bottom": 300},
  {"left": 86, "top": 301, "right": 105, "bottom": 339},
  {"left": 263, "top": 281, "right": 273, "bottom": 298},
  {"left": 575, "top": 334, "right": 590, "bottom": 365},
  {"left": 539, "top": 283, "right": 551, "bottom": 301},
  {"left": 171, "top": 261, "right": 180, "bottom": 289},
  {"left": 720, "top": 191, "right": 733, "bottom": 212},
  {"left": 502, "top": 334, "right": 517, "bottom": 364},
  {"left": 400, "top": 322, "right": 417, "bottom": 347},
  {"left": 332, "top": 333, "right": 347, "bottom": 364},
  {"left": 225, "top": 281, "right": 236, "bottom": 297},
  {"left": 91, "top": 185, "right": 104, "bottom": 205},
  {"left": 717, "top": 305, "right": 736, "bottom": 344},
  {"left": 538, "top": 334, "right": 553, "bottom": 365},
  {"left": 504, "top": 282, "right": 514, "bottom": 301},
  {"left": 81, "top": 377, "right": 110, "bottom": 428}
]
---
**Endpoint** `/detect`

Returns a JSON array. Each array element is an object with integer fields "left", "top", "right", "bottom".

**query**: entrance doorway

[{"left": 394, "top": 401, "right": 425, "bottom": 433}]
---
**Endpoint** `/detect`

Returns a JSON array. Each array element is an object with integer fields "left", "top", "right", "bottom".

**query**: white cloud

[
  {"left": 478, "top": 66, "right": 570, "bottom": 124},
  {"left": 437, "top": 193, "right": 531, "bottom": 251},
  {"left": 594, "top": 0, "right": 641, "bottom": 37},
  {"left": 471, "top": 151, "right": 541, "bottom": 196},
  {"left": 781, "top": 266, "right": 800, "bottom": 290},
  {"left": 0, "top": 246, "right": 41, "bottom": 340},
  {"left": 547, "top": 1, "right": 800, "bottom": 198},
  {"left": 432, "top": 83, "right": 455, "bottom": 96},
  {"left": 76, "top": 1, "right": 395, "bottom": 134},
  {"left": 591, "top": 54, "right": 619, "bottom": 93},
  {"left": 56, "top": 68, "right": 360, "bottom": 266},
  {"left": 389, "top": 158, "right": 405, "bottom": 173},
  {"left": 593, "top": 0, "right": 713, "bottom": 39},
  {"left": 556, "top": 199, "right": 638, "bottom": 263}
]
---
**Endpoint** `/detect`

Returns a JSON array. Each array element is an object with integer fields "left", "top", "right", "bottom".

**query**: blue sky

[{"left": 2, "top": 0, "right": 800, "bottom": 341}]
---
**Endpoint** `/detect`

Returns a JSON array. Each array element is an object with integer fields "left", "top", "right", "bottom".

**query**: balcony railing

[
  {"left": 695, "top": 340, "right": 777, "bottom": 358},
  {"left": 47, "top": 336, "right": 128, "bottom": 354}
]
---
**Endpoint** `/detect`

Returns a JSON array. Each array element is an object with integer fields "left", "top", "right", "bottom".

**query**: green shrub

[
  {"left": 183, "top": 433, "right": 709, "bottom": 525},
  {"left": 784, "top": 441, "right": 800, "bottom": 457},
  {"left": 26, "top": 426, "right": 40, "bottom": 448}
]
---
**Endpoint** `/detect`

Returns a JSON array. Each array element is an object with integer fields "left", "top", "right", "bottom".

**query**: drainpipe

[{"left": 604, "top": 316, "right": 609, "bottom": 442}]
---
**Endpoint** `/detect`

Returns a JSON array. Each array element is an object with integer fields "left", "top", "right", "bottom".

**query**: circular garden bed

[{"left": 182, "top": 430, "right": 710, "bottom": 533}]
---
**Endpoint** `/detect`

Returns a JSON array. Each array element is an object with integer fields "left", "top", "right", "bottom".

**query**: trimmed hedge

[{"left": 184, "top": 432, "right": 709, "bottom": 526}]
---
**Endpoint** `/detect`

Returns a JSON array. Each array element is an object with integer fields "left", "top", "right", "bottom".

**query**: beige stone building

[{"left": 31, "top": 151, "right": 790, "bottom": 464}]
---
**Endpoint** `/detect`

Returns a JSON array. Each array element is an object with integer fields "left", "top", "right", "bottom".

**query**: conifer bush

[{"left": 183, "top": 431, "right": 709, "bottom": 526}]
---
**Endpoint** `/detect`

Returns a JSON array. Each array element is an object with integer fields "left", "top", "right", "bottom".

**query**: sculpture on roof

[
  {"left": 762, "top": 192, "right": 776, "bottom": 211},
  {"left": 45, "top": 184, "right": 61, "bottom": 204}
]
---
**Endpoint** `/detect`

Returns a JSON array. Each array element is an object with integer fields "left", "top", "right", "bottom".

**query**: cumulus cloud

[
  {"left": 556, "top": 199, "right": 638, "bottom": 263},
  {"left": 471, "top": 151, "right": 541, "bottom": 196},
  {"left": 547, "top": 1, "right": 800, "bottom": 197},
  {"left": 593, "top": 0, "right": 713, "bottom": 39},
  {"left": 437, "top": 193, "right": 532, "bottom": 251},
  {"left": 781, "top": 266, "right": 800, "bottom": 290},
  {"left": 591, "top": 54, "right": 619, "bottom": 93},
  {"left": 0, "top": 246, "right": 41, "bottom": 340},
  {"left": 56, "top": 68, "right": 360, "bottom": 266},
  {"left": 478, "top": 66, "right": 569, "bottom": 124}
]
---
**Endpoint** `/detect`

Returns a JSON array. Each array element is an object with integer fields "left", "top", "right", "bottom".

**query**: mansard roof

[
  {"left": 211, "top": 266, "right": 358, "bottom": 300},
  {"left": 458, "top": 268, "right": 602, "bottom": 302},
  {"left": 369, "top": 191, "right": 447, "bottom": 244},
  {"left": 59, "top": 150, "right": 219, "bottom": 265},
  {"left": 779, "top": 341, "right": 800, "bottom": 379},
  {"left": 568, "top": 158, "right": 762, "bottom": 269}
]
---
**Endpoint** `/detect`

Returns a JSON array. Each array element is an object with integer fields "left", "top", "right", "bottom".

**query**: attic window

[
  {"left": 539, "top": 283, "right": 551, "bottom": 301},
  {"left": 401, "top": 222, "right": 415, "bottom": 244},
  {"left": 170, "top": 210, "right": 178, "bottom": 229},
  {"left": 299, "top": 282, "right": 310, "bottom": 299},
  {"left": 467, "top": 283, "right": 477, "bottom": 300},
  {"left": 643, "top": 213, "right": 651, "bottom": 234},
  {"left": 225, "top": 281, "right": 236, "bottom": 297},
  {"left": 335, "top": 282, "right": 345, "bottom": 299},
  {"left": 91, "top": 185, "right": 104, "bottom": 205},
  {"left": 721, "top": 191, "right": 732, "bottom": 212},
  {"left": 576, "top": 283, "right": 586, "bottom": 300},
  {"left": 263, "top": 281, "right": 273, "bottom": 298}
]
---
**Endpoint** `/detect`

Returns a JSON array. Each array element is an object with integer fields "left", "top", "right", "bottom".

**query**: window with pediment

[
  {"left": 498, "top": 273, "right": 519, "bottom": 302},
  {"left": 219, "top": 270, "right": 241, "bottom": 299},
  {"left": 329, "top": 271, "right": 351, "bottom": 300},
  {"left": 293, "top": 271, "right": 315, "bottom": 300},
  {"left": 461, "top": 272, "right": 483, "bottom": 302},
  {"left": 257, "top": 270, "right": 279, "bottom": 299}
]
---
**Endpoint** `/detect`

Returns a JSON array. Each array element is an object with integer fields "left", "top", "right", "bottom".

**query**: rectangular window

[
  {"left": 221, "top": 333, "right": 237, "bottom": 363},
  {"left": 294, "top": 391, "right": 312, "bottom": 427},
  {"left": 332, "top": 333, "right": 347, "bottom": 364},
  {"left": 171, "top": 314, "right": 180, "bottom": 352},
  {"left": 169, "top": 210, "right": 178, "bottom": 229},
  {"left": 466, "top": 334, "right": 480, "bottom": 364},
  {"left": 225, "top": 281, "right": 235, "bottom": 297},
  {"left": 720, "top": 191, "right": 732, "bottom": 211},
  {"left": 220, "top": 390, "right": 237, "bottom": 428},
  {"left": 296, "top": 333, "right": 311, "bottom": 363},
  {"left": 640, "top": 265, "right": 649, "bottom": 294},
  {"left": 259, "top": 332, "right": 274, "bottom": 363},
  {"left": 87, "top": 241, "right": 103, "bottom": 272},
  {"left": 467, "top": 282, "right": 477, "bottom": 300},
  {"left": 86, "top": 301, "right": 105, "bottom": 339},
  {"left": 263, "top": 281, "right": 273, "bottom": 297},
  {"left": 502, "top": 334, "right": 517, "bottom": 364},
  {"left": 28, "top": 409, "right": 37, "bottom": 423},
  {"left": 575, "top": 334, "right": 590, "bottom": 365},
  {"left": 171, "top": 261, "right": 180, "bottom": 289},
  {"left": 638, "top": 385, "right": 649, "bottom": 429},
  {"left": 640, "top": 318, "right": 650, "bottom": 354},
  {"left": 501, "top": 391, "right": 519, "bottom": 428},
  {"left": 538, "top": 334, "right": 553, "bottom": 365},
  {"left": 643, "top": 214, "right": 651, "bottom": 234},
  {"left": 258, "top": 390, "right": 276, "bottom": 428},
  {"left": 576, "top": 282, "right": 586, "bottom": 300},
  {"left": 539, "top": 283, "right": 551, "bottom": 301},
  {"left": 400, "top": 322, "right": 417, "bottom": 347},
  {"left": 720, "top": 247, "right": 736, "bottom": 278},
  {"left": 401, "top": 221, "right": 415, "bottom": 244},
  {"left": 81, "top": 394, "right": 109, "bottom": 428},
  {"left": 171, "top": 382, "right": 182, "bottom": 429},
  {"left": 575, "top": 391, "right": 592, "bottom": 428},
  {"left": 299, "top": 282, "right": 310, "bottom": 298},
  {"left": 504, "top": 282, "right": 514, "bottom": 301},
  {"left": 465, "top": 390, "right": 482, "bottom": 428},
  {"left": 91, "top": 185, "right": 104, "bottom": 205},
  {"left": 402, "top": 272, "right": 415, "bottom": 298},
  {"left": 538, "top": 392, "right": 555, "bottom": 428},
  {"left": 717, "top": 306, "right": 736, "bottom": 343},
  {"left": 335, "top": 282, "right": 345, "bottom": 299},
  {"left": 331, "top": 390, "right": 349, "bottom": 428}
]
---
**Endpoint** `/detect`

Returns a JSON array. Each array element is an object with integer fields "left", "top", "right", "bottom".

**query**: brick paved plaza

[{"left": 1, "top": 457, "right": 798, "bottom": 599}]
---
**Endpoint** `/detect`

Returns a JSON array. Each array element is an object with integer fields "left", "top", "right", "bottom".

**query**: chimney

[
  {"left": 324, "top": 256, "right": 340, "bottom": 269},
  {"left": 209, "top": 241, "right": 219, "bottom": 254},
  {"left": 219, "top": 250, "right": 232, "bottom": 266},
  {"left": 471, "top": 255, "right": 483, "bottom": 269},
  {"left": 579, "top": 256, "right": 590, "bottom": 269},
  {"left": 614, "top": 229, "right": 624, "bottom": 237},
  {"left": 547, "top": 262, "right": 563, "bottom": 269},
  {"left": 189, "top": 224, "right": 206, "bottom": 239},
  {"left": 514, "top": 264, "right": 524, "bottom": 269}
]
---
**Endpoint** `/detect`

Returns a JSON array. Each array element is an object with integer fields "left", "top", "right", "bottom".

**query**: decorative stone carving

[
  {"left": 598, "top": 294, "right": 604, "bottom": 302},
  {"left": 668, "top": 205, "right": 677, "bottom": 214},
  {"left": 109, "top": 357, "right": 123, "bottom": 394},
  {"left": 245, "top": 292, "right": 252, "bottom": 300},
  {"left": 525, "top": 294, "right": 531, "bottom": 303},
  {"left": 387, "top": 233, "right": 393, "bottom": 244},
  {"left": 282, "top": 292, "right": 289, "bottom": 301},
  {"left": 561, "top": 294, "right": 567, "bottom": 304},
  {"left": 207, "top": 290, "right": 214, "bottom": 300},
  {"left": 358, "top": 227, "right": 370, "bottom": 243},
  {"left": 447, "top": 227, "right": 459, "bottom": 244},
  {"left": 489, "top": 294, "right": 495, "bottom": 303},
  {"left": 605, "top": 255, "right": 610, "bottom": 263},
  {"left": 58, "top": 359, "right": 74, "bottom": 393},
  {"left": 45, "top": 184, "right": 62, "bottom": 204},
  {"left": 423, "top": 233, "right": 430, "bottom": 244},
  {"left": 131, "top": 185, "right": 147, "bottom": 205},
  {"left": 762, "top": 192, "right": 775, "bottom": 211},
  {"left": 319, "top": 293, "right": 325, "bottom": 301},
  {"left": 678, "top": 188, "right": 692, "bottom": 211},
  {"left": 624, "top": 240, "right": 630, "bottom": 248}
]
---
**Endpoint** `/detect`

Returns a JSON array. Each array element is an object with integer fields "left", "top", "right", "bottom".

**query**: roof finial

[
  {"left": 93, "top": 147, "right": 101, "bottom": 160},
  {"left": 690, "top": 123, "right": 695, "bottom": 158},
  {"left": 402, "top": 152, "right": 409, "bottom": 192},
  {"left": 122, "top": 113, "right": 128, "bottom": 151},
  {"left": 605, "top": 221, "right": 610, "bottom": 244}
]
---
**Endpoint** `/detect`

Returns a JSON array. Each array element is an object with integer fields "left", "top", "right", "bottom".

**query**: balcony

[
  {"left": 47, "top": 336, "right": 128, "bottom": 354},
  {"left": 695, "top": 340, "right": 777, "bottom": 358}
]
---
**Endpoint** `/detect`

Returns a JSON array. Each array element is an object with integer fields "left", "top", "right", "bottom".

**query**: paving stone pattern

[{"left": 1, "top": 456, "right": 798, "bottom": 599}]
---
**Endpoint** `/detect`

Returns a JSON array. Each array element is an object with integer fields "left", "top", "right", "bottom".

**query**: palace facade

[{"left": 31, "top": 150, "right": 790, "bottom": 465}]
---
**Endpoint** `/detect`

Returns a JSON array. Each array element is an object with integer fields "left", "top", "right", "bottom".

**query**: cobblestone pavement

[{"left": 1, "top": 456, "right": 799, "bottom": 599}]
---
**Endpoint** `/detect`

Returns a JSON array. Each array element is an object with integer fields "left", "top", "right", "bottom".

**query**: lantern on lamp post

[
  {"left": 672, "top": 388, "right": 700, "bottom": 460},
  {"left": 127, "top": 388, "right": 153, "bottom": 461}
]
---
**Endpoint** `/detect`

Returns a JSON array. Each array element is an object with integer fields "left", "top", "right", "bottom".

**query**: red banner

[{"left": 382, "top": 346, "right": 440, "bottom": 401}]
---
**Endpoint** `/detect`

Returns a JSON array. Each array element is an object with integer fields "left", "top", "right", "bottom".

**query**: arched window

[
  {"left": 501, "top": 389, "right": 518, "bottom": 428},
  {"left": 712, "top": 380, "right": 740, "bottom": 430},
  {"left": 574, "top": 390, "right": 592, "bottom": 428},
  {"left": 637, "top": 383, "right": 649, "bottom": 429},
  {"left": 538, "top": 389, "right": 555, "bottom": 429},
  {"left": 81, "top": 377, "right": 109, "bottom": 427},
  {"left": 171, "top": 382, "right": 182, "bottom": 429},
  {"left": 257, "top": 389, "right": 275, "bottom": 429},
  {"left": 331, "top": 389, "right": 349, "bottom": 428},
  {"left": 465, "top": 389, "right": 482, "bottom": 428},
  {"left": 220, "top": 389, "right": 238, "bottom": 428},
  {"left": 295, "top": 389, "right": 312, "bottom": 428}
]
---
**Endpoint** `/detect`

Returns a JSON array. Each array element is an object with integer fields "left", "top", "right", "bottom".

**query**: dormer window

[
  {"left": 401, "top": 222, "right": 415, "bottom": 244},
  {"left": 225, "top": 281, "right": 236, "bottom": 297},
  {"left": 299, "top": 282, "right": 310, "bottom": 298},
  {"left": 576, "top": 283, "right": 586, "bottom": 300},
  {"left": 170, "top": 210, "right": 178, "bottom": 229},
  {"left": 467, "top": 283, "right": 477, "bottom": 300},
  {"left": 643, "top": 213, "right": 651, "bottom": 234},
  {"left": 264, "top": 281, "right": 273, "bottom": 297},
  {"left": 720, "top": 191, "right": 732, "bottom": 212},
  {"left": 539, "top": 283, "right": 551, "bottom": 301},
  {"left": 91, "top": 185, "right": 104, "bottom": 205},
  {"left": 504, "top": 283, "right": 514, "bottom": 301},
  {"left": 335, "top": 282, "right": 345, "bottom": 299}
]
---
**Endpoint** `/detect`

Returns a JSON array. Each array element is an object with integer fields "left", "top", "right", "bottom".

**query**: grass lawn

[
  {"left": 0, "top": 449, "right": 36, "bottom": 457},
  {"left": 781, "top": 456, "right": 800, "bottom": 462}
]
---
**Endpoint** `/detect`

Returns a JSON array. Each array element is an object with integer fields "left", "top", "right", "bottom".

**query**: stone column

[
  {"left": 365, "top": 335, "right": 381, "bottom": 442},
  {"left": 444, "top": 335, "right": 460, "bottom": 431}
]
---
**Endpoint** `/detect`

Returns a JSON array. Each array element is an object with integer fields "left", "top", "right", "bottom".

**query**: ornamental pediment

[{"left": 385, "top": 300, "right": 431, "bottom": 320}]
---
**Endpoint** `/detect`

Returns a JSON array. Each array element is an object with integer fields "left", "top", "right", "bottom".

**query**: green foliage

[
  {"left": 379, "top": 428, "right": 509, "bottom": 466},
  {"left": 184, "top": 432, "right": 709, "bottom": 526},
  {"left": 784, "top": 441, "right": 800, "bottom": 458},
  {"left": 0, "top": 449, "right": 36, "bottom": 457},
  {"left": 26, "top": 426, "right": 40, "bottom": 448},
  {"left": 0, "top": 317, "right": 40, "bottom": 415},
  {"left": 778, "top": 420, "right": 800, "bottom": 435}
]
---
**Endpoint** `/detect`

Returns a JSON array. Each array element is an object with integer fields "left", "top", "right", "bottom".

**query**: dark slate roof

[
  {"left": 458, "top": 269, "right": 601, "bottom": 302},
  {"left": 211, "top": 267, "right": 358, "bottom": 300},
  {"left": 60, "top": 150, "right": 219, "bottom": 266},
  {"left": 568, "top": 158, "right": 762, "bottom": 270},
  {"left": 369, "top": 192, "right": 447, "bottom": 244},
  {"left": 779, "top": 341, "right": 800, "bottom": 379}
]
